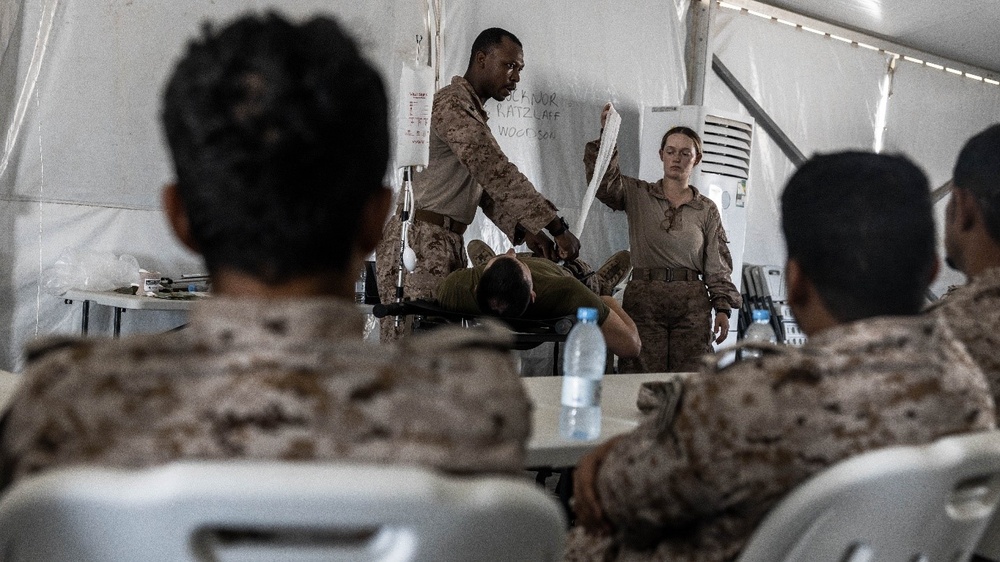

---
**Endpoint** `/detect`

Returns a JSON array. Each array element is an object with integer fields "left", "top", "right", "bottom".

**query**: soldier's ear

[
  {"left": 953, "top": 187, "right": 980, "bottom": 232},
  {"left": 927, "top": 255, "right": 940, "bottom": 286},
  {"left": 785, "top": 259, "right": 808, "bottom": 310},
  {"left": 785, "top": 258, "right": 836, "bottom": 336},
  {"left": 475, "top": 48, "right": 488, "bottom": 69},
  {"left": 162, "top": 183, "right": 199, "bottom": 254},
  {"left": 357, "top": 187, "right": 392, "bottom": 255}
]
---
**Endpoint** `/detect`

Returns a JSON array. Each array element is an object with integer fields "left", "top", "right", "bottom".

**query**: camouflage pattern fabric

[
  {"left": 930, "top": 266, "right": 1000, "bottom": 422},
  {"left": 0, "top": 297, "right": 530, "bottom": 492},
  {"left": 562, "top": 258, "right": 601, "bottom": 295},
  {"left": 412, "top": 77, "right": 558, "bottom": 236},
  {"left": 564, "top": 314, "right": 995, "bottom": 561},
  {"left": 375, "top": 217, "right": 467, "bottom": 341},
  {"left": 617, "top": 279, "right": 713, "bottom": 373}
]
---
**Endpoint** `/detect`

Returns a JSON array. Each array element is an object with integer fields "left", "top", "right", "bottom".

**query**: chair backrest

[
  {"left": 0, "top": 461, "right": 567, "bottom": 562},
  {"left": 738, "top": 430, "right": 1000, "bottom": 562}
]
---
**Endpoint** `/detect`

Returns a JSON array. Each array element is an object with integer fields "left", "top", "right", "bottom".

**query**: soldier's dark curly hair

[{"left": 162, "top": 12, "right": 388, "bottom": 281}]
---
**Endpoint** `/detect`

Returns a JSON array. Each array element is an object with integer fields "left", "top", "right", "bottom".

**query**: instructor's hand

[
  {"left": 524, "top": 231, "right": 557, "bottom": 261},
  {"left": 554, "top": 230, "right": 581, "bottom": 261},
  {"left": 713, "top": 313, "right": 730, "bottom": 344},
  {"left": 600, "top": 102, "right": 612, "bottom": 129}
]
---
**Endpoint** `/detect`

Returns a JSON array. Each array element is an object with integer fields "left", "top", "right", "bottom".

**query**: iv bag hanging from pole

[
  {"left": 395, "top": 64, "right": 435, "bottom": 169},
  {"left": 391, "top": 61, "right": 435, "bottom": 320}
]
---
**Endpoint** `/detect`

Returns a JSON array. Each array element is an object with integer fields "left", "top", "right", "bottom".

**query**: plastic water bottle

[
  {"left": 560, "top": 307, "right": 606, "bottom": 440},
  {"left": 354, "top": 268, "right": 366, "bottom": 303},
  {"left": 742, "top": 309, "right": 777, "bottom": 359}
]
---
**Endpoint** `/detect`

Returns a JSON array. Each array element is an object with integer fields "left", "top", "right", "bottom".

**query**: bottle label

[{"left": 561, "top": 377, "right": 602, "bottom": 408}]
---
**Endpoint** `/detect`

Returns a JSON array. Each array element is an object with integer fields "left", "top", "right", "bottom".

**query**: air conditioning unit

[{"left": 638, "top": 105, "right": 755, "bottom": 349}]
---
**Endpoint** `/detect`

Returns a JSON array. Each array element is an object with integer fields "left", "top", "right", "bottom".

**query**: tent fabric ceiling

[{"left": 755, "top": 0, "right": 1000, "bottom": 75}]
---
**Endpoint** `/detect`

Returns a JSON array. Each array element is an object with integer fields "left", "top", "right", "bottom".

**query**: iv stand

[{"left": 393, "top": 35, "right": 424, "bottom": 328}]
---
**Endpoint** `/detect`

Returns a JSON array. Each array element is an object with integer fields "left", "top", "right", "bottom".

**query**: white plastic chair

[
  {"left": 0, "top": 461, "right": 567, "bottom": 562},
  {"left": 738, "top": 430, "right": 1000, "bottom": 562}
]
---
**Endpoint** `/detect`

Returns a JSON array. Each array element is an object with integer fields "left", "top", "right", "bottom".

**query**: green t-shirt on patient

[{"left": 435, "top": 257, "right": 610, "bottom": 324}]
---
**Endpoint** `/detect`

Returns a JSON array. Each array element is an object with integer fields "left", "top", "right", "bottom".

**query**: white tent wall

[
  {"left": 706, "top": 4, "right": 1000, "bottom": 302},
  {"left": 708, "top": 7, "right": 891, "bottom": 269},
  {"left": 883, "top": 62, "right": 1000, "bottom": 296}
]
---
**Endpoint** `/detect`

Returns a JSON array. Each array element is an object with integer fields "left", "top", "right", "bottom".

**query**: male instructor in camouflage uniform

[{"left": 376, "top": 27, "right": 581, "bottom": 340}]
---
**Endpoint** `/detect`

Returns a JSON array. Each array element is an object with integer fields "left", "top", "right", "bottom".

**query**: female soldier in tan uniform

[{"left": 584, "top": 104, "right": 741, "bottom": 373}]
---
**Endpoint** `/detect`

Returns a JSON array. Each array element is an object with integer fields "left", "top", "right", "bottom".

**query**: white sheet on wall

[
  {"left": 439, "top": 0, "right": 688, "bottom": 270},
  {"left": 883, "top": 61, "right": 1000, "bottom": 297},
  {"left": 708, "top": 8, "right": 891, "bottom": 268},
  {"left": 0, "top": 1, "right": 429, "bottom": 370}
]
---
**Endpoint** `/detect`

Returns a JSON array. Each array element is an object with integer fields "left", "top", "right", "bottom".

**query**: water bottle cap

[
  {"left": 576, "top": 307, "right": 599, "bottom": 322},
  {"left": 752, "top": 309, "right": 770, "bottom": 322}
]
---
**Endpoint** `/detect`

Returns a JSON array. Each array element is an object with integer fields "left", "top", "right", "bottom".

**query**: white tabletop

[
  {"left": 63, "top": 289, "right": 201, "bottom": 311},
  {"left": 523, "top": 373, "right": 686, "bottom": 467}
]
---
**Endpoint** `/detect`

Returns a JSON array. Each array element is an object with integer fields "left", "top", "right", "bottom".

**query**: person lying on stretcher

[{"left": 435, "top": 243, "right": 641, "bottom": 358}]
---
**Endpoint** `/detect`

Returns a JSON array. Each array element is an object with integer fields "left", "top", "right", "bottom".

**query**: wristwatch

[{"left": 548, "top": 216, "right": 570, "bottom": 237}]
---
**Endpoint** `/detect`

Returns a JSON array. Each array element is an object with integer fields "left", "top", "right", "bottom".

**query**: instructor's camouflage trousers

[
  {"left": 618, "top": 279, "right": 713, "bottom": 373},
  {"left": 375, "top": 216, "right": 466, "bottom": 342}
]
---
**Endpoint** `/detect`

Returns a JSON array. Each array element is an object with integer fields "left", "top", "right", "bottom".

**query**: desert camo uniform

[
  {"left": 930, "top": 265, "right": 1000, "bottom": 421},
  {"left": 0, "top": 297, "right": 530, "bottom": 492},
  {"left": 584, "top": 139, "right": 741, "bottom": 373},
  {"left": 564, "top": 314, "right": 995, "bottom": 561},
  {"left": 376, "top": 76, "right": 563, "bottom": 341}
]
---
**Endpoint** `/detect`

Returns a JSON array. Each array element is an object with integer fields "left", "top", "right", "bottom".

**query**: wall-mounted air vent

[{"left": 701, "top": 114, "right": 752, "bottom": 179}]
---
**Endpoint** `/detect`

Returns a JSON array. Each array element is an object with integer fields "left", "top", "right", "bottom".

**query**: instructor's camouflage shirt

[
  {"left": 930, "top": 266, "right": 1000, "bottom": 423},
  {"left": 0, "top": 297, "right": 531, "bottom": 492},
  {"left": 565, "top": 314, "right": 995, "bottom": 561},
  {"left": 413, "top": 76, "right": 558, "bottom": 239}
]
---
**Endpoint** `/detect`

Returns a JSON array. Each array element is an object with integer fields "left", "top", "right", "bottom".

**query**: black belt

[
  {"left": 412, "top": 209, "right": 468, "bottom": 235},
  {"left": 632, "top": 267, "right": 701, "bottom": 282}
]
